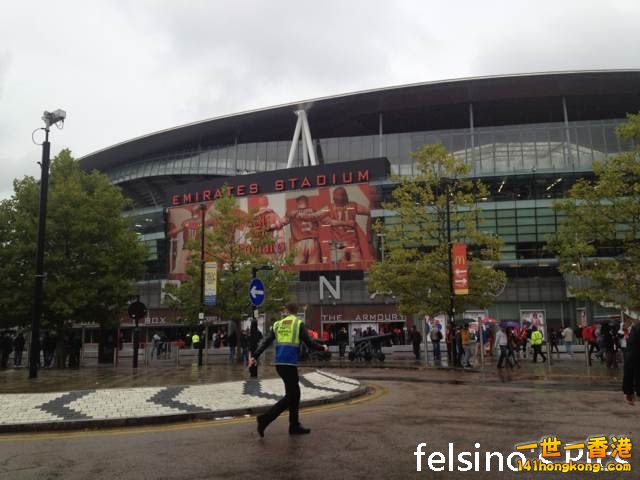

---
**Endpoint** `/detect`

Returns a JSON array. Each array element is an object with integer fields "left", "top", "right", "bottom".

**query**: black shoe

[
  {"left": 289, "top": 425, "right": 311, "bottom": 435},
  {"left": 257, "top": 415, "right": 267, "bottom": 437}
]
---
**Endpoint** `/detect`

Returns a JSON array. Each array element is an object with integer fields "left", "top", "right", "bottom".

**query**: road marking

[{"left": 0, "top": 384, "right": 386, "bottom": 443}]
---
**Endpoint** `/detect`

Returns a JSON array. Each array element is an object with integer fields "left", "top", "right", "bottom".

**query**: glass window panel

[
  {"left": 518, "top": 233, "right": 537, "bottom": 242},
  {"left": 277, "top": 141, "right": 289, "bottom": 168},
  {"left": 535, "top": 128, "right": 551, "bottom": 169},
  {"left": 590, "top": 123, "right": 606, "bottom": 156},
  {"left": 604, "top": 124, "right": 621, "bottom": 155},
  {"left": 385, "top": 134, "right": 399, "bottom": 168},
  {"left": 267, "top": 142, "right": 278, "bottom": 171},
  {"left": 537, "top": 224, "right": 556, "bottom": 234},
  {"left": 245, "top": 143, "right": 257, "bottom": 172},
  {"left": 517, "top": 216, "right": 536, "bottom": 226},
  {"left": 411, "top": 133, "right": 426, "bottom": 151},
  {"left": 497, "top": 209, "right": 516, "bottom": 218},
  {"left": 518, "top": 208, "right": 536, "bottom": 217},
  {"left": 535, "top": 216, "right": 556, "bottom": 225},
  {"left": 497, "top": 226, "right": 517, "bottom": 235},
  {"left": 477, "top": 132, "right": 494, "bottom": 174},
  {"left": 518, "top": 225, "right": 536, "bottom": 234},
  {"left": 236, "top": 144, "right": 247, "bottom": 172},
  {"left": 399, "top": 134, "right": 412, "bottom": 176},
  {"left": 349, "top": 136, "right": 363, "bottom": 160},
  {"left": 536, "top": 209, "right": 555, "bottom": 218},
  {"left": 362, "top": 135, "right": 375, "bottom": 158},
  {"left": 338, "top": 138, "right": 350, "bottom": 162}
]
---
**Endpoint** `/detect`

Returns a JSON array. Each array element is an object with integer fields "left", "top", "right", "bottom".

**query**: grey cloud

[{"left": 0, "top": 1, "right": 639, "bottom": 201}]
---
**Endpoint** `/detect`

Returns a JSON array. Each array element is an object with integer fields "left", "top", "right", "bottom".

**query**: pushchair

[{"left": 348, "top": 334, "right": 391, "bottom": 362}]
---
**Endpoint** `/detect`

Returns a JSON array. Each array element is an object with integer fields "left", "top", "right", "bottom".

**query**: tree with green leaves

[
  {"left": 369, "top": 143, "right": 505, "bottom": 320},
  {"left": 549, "top": 113, "right": 640, "bottom": 310},
  {"left": 163, "top": 188, "right": 293, "bottom": 330},
  {"left": 0, "top": 150, "right": 147, "bottom": 334}
]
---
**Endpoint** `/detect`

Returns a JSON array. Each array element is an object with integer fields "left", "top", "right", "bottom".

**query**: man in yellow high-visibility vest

[
  {"left": 530, "top": 326, "right": 547, "bottom": 363},
  {"left": 250, "top": 302, "right": 328, "bottom": 437}
]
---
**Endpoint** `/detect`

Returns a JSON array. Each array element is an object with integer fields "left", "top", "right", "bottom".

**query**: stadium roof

[{"left": 80, "top": 70, "right": 640, "bottom": 172}]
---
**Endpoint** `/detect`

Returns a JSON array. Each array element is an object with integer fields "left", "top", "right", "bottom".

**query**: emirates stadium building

[{"left": 79, "top": 70, "right": 640, "bottom": 339}]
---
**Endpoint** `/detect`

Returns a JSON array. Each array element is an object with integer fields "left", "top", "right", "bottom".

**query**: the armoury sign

[
  {"left": 167, "top": 158, "right": 389, "bottom": 278},
  {"left": 168, "top": 158, "right": 390, "bottom": 206}
]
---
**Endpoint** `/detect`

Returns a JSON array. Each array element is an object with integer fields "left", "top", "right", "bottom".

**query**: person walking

[
  {"left": 461, "top": 324, "right": 472, "bottom": 367},
  {"left": 0, "top": 332, "right": 12, "bottom": 369},
  {"left": 549, "top": 329, "right": 561, "bottom": 360},
  {"left": 561, "top": 325, "right": 574, "bottom": 357},
  {"left": 42, "top": 332, "right": 56, "bottom": 368},
  {"left": 68, "top": 333, "right": 82, "bottom": 369},
  {"left": 191, "top": 332, "right": 200, "bottom": 350},
  {"left": 409, "top": 325, "right": 422, "bottom": 361},
  {"left": 248, "top": 320, "right": 263, "bottom": 378},
  {"left": 430, "top": 324, "right": 443, "bottom": 362},
  {"left": 228, "top": 328, "right": 237, "bottom": 363},
  {"left": 239, "top": 329, "right": 249, "bottom": 365},
  {"left": 337, "top": 327, "right": 348, "bottom": 361},
  {"left": 531, "top": 326, "right": 547, "bottom": 363},
  {"left": 601, "top": 323, "right": 618, "bottom": 369},
  {"left": 507, "top": 329, "right": 521, "bottom": 369},
  {"left": 13, "top": 332, "right": 25, "bottom": 367},
  {"left": 249, "top": 303, "right": 328, "bottom": 437},
  {"left": 495, "top": 327, "right": 510, "bottom": 368},
  {"left": 622, "top": 321, "right": 640, "bottom": 405}
]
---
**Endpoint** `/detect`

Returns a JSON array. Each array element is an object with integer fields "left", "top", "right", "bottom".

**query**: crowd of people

[
  {"left": 0, "top": 330, "right": 82, "bottom": 369},
  {"left": 429, "top": 320, "right": 634, "bottom": 371}
]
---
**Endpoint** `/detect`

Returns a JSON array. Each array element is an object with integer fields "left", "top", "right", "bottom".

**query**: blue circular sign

[{"left": 249, "top": 278, "right": 265, "bottom": 306}]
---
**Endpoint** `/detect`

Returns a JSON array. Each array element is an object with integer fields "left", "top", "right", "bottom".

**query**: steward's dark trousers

[
  {"left": 533, "top": 345, "right": 546, "bottom": 363},
  {"left": 622, "top": 353, "right": 640, "bottom": 396},
  {"left": 263, "top": 365, "right": 301, "bottom": 428}
]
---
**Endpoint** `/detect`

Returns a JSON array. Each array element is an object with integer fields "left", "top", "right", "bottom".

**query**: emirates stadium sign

[{"left": 168, "top": 158, "right": 389, "bottom": 206}]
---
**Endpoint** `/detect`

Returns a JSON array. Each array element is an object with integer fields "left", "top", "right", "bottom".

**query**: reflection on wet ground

[
  {"left": 0, "top": 352, "right": 621, "bottom": 393},
  {"left": 0, "top": 363, "right": 280, "bottom": 393}
]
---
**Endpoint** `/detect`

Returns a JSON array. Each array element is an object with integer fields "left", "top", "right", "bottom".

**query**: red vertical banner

[{"left": 451, "top": 243, "right": 469, "bottom": 295}]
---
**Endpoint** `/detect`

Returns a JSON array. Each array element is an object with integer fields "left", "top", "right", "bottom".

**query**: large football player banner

[{"left": 167, "top": 184, "right": 379, "bottom": 280}]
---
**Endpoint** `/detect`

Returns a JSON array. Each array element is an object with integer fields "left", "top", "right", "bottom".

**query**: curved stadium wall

[{"left": 80, "top": 70, "right": 640, "bottom": 330}]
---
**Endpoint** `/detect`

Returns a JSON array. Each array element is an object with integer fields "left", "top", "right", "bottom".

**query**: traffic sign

[
  {"left": 128, "top": 301, "right": 147, "bottom": 319},
  {"left": 249, "top": 278, "right": 265, "bottom": 306}
]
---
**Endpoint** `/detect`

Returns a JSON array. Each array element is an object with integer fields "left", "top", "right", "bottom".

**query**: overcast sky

[{"left": 0, "top": 0, "right": 638, "bottom": 199}]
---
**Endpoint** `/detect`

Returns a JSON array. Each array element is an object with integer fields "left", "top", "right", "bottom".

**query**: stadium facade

[{"left": 79, "top": 70, "right": 640, "bottom": 338}]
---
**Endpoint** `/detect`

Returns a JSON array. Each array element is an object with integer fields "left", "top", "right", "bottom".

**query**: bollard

[{"left": 176, "top": 342, "right": 180, "bottom": 367}]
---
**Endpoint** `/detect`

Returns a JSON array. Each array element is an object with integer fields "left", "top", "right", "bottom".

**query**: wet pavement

[
  {"left": 0, "top": 366, "right": 633, "bottom": 480},
  {"left": 0, "top": 352, "right": 621, "bottom": 393}
]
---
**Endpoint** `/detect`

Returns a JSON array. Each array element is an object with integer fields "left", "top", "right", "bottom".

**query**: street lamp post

[
  {"left": 444, "top": 180, "right": 459, "bottom": 367},
  {"left": 198, "top": 203, "right": 207, "bottom": 367},
  {"left": 29, "top": 109, "right": 66, "bottom": 379},
  {"left": 376, "top": 233, "right": 386, "bottom": 262}
]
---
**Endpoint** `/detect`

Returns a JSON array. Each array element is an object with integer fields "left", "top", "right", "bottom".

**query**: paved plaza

[
  {"left": 0, "top": 370, "right": 362, "bottom": 432},
  {"left": 0, "top": 366, "right": 633, "bottom": 480}
]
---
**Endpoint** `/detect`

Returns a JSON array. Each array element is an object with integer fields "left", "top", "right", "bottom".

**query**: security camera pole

[{"left": 29, "top": 110, "right": 66, "bottom": 379}]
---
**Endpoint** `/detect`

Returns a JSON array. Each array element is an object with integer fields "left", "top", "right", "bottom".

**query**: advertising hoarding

[
  {"left": 203, "top": 262, "right": 218, "bottom": 306},
  {"left": 452, "top": 243, "right": 469, "bottom": 295},
  {"left": 166, "top": 159, "right": 387, "bottom": 279},
  {"left": 520, "top": 310, "right": 545, "bottom": 329}
]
